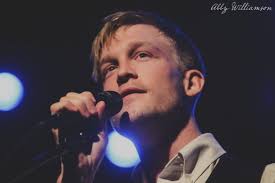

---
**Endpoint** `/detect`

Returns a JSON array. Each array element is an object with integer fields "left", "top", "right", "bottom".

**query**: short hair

[{"left": 90, "top": 11, "right": 206, "bottom": 86}]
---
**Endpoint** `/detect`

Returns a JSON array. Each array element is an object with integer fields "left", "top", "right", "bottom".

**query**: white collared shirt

[
  {"left": 132, "top": 133, "right": 226, "bottom": 183},
  {"left": 260, "top": 163, "right": 275, "bottom": 183}
]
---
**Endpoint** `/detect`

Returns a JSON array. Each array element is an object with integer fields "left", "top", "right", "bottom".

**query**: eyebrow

[
  {"left": 127, "top": 41, "right": 158, "bottom": 56},
  {"left": 99, "top": 41, "right": 161, "bottom": 67}
]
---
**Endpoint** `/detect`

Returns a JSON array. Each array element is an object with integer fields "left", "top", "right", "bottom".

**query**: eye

[
  {"left": 102, "top": 65, "right": 118, "bottom": 78},
  {"left": 135, "top": 52, "right": 151, "bottom": 61}
]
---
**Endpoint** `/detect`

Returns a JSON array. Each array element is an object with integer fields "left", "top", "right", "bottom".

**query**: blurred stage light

[
  {"left": 106, "top": 131, "right": 140, "bottom": 168},
  {"left": 0, "top": 72, "right": 24, "bottom": 111}
]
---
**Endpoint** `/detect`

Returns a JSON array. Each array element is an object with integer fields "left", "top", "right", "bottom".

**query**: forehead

[{"left": 100, "top": 24, "right": 174, "bottom": 59}]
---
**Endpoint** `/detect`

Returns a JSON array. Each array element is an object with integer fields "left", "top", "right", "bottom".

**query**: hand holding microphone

[
  {"left": 49, "top": 90, "right": 122, "bottom": 183},
  {"left": 50, "top": 90, "right": 122, "bottom": 123},
  {"left": 49, "top": 90, "right": 122, "bottom": 152}
]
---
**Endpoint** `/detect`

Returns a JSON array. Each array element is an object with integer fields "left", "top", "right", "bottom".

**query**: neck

[
  {"left": 168, "top": 116, "right": 201, "bottom": 159},
  {"left": 138, "top": 115, "right": 201, "bottom": 182}
]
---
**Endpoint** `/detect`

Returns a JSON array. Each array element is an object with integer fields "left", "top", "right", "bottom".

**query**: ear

[{"left": 182, "top": 69, "right": 205, "bottom": 97}]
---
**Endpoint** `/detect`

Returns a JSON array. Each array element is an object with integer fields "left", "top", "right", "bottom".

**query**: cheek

[
  {"left": 142, "top": 63, "right": 182, "bottom": 93},
  {"left": 146, "top": 66, "right": 183, "bottom": 104},
  {"left": 103, "top": 75, "right": 118, "bottom": 91}
]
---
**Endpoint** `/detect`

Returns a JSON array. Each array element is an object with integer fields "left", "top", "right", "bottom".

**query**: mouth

[{"left": 120, "top": 87, "right": 146, "bottom": 98}]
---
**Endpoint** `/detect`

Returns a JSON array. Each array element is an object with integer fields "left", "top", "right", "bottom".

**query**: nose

[{"left": 117, "top": 61, "right": 138, "bottom": 86}]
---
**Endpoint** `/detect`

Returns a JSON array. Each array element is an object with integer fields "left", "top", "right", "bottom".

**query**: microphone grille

[{"left": 96, "top": 91, "right": 123, "bottom": 116}]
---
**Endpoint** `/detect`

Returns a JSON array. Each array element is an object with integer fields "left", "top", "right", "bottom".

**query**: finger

[
  {"left": 89, "top": 131, "right": 108, "bottom": 170},
  {"left": 78, "top": 153, "right": 89, "bottom": 168},
  {"left": 60, "top": 97, "right": 91, "bottom": 118},
  {"left": 80, "top": 91, "right": 96, "bottom": 103},
  {"left": 66, "top": 92, "right": 97, "bottom": 115},
  {"left": 50, "top": 100, "right": 78, "bottom": 115},
  {"left": 65, "top": 92, "right": 80, "bottom": 98},
  {"left": 95, "top": 101, "right": 106, "bottom": 120},
  {"left": 66, "top": 91, "right": 95, "bottom": 102},
  {"left": 80, "top": 91, "right": 98, "bottom": 114}
]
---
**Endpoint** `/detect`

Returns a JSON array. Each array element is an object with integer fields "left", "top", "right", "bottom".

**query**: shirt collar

[{"left": 158, "top": 133, "right": 226, "bottom": 182}]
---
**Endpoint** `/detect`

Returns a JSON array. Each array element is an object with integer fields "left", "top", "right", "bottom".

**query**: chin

[
  {"left": 111, "top": 97, "right": 175, "bottom": 127},
  {"left": 110, "top": 108, "right": 143, "bottom": 129},
  {"left": 109, "top": 95, "right": 183, "bottom": 143}
]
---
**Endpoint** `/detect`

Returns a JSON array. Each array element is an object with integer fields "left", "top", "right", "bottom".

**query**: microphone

[
  {"left": 36, "top": 91, "right": 123, "bottom": 130},
  {"left": 4, "top": 91, "right": 122, "bottom": 183},
  {"left": 96, "top": 90, "right": 123, "bottom": 117}
]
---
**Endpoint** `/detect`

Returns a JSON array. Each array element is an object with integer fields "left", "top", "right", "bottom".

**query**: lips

[{"left": 120, "top": 87, "right": 146, "bottom": 98}]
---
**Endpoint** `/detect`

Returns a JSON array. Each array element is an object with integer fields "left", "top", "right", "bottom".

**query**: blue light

[
  {"left": 0, "top": 72, "right": 24, "bottom": 111},
  {"left": 106, "top": 131, "right": 140, "bottom": 168}
]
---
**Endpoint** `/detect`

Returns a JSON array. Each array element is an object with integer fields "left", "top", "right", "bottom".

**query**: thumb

[
  {"left": 89, "top": 131, "right": 108, "bottom": 172},
  {"left": 95, "top": 101, "right": 106, "bottom": 120}
]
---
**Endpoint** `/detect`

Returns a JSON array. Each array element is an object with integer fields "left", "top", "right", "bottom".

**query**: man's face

[{"left": 99, "top": 24, "right": 185, "bottom": 133}]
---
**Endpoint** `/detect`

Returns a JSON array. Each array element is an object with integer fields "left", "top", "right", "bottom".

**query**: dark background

[{"left": 0, "top": 1, "right": 274, "bottom": 182}]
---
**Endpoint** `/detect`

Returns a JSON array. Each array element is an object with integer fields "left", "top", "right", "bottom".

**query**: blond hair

[{"left": 90, "top": 11, "right": 206, "bottom": 86}]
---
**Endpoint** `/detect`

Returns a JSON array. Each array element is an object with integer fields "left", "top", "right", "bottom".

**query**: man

[{"left": 50, "top": 11, "right": 265, "bottom": 183}]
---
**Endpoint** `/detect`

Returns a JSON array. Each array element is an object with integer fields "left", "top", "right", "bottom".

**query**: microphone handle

[
  {"left": 5, "top": 91, "right": 122, "bottom": 183},
  {"left": 54, "top": 115, "right": 101, "bottom": 183},
  {"left": 49, "top": 114, "right": 101, "bottom": 183}
]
